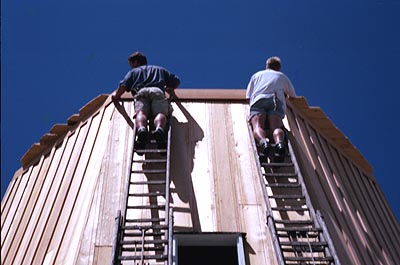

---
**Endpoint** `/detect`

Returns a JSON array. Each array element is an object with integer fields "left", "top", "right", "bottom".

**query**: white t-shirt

[{"left": 246, "top": 69, "right": 296, "bottom": 113}]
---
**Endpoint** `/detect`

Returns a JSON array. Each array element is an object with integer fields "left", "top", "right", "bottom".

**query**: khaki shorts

[
  {"left": 134, "top": 87, "right": 171, "bottom": 116},
  {"left": 249, "top": 97, "right": 284, "bottom": 120}
]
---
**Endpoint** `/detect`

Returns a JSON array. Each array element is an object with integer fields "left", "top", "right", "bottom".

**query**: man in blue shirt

[{"left": 113, "top": 52, "right": 180, "bottom": 152}]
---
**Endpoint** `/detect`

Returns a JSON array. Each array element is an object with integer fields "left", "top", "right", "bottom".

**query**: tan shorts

[{"left": 134, "top": 87, "right": 171, "bottom": 116}]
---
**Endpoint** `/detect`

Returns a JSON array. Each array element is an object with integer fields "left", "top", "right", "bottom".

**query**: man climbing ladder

[
  {"left": 246, "top": 56, "right": 296, "bottom": 162},
  {"left": 112, "top": 51, "right": 180, "bottom": 153}
]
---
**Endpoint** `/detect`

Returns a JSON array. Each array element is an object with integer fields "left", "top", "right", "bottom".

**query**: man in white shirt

[{"left": 246, "top": 56, "right": 296, "bottom": 160}]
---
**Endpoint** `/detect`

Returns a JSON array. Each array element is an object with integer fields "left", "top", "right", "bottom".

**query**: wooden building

[{"left": 1, "top": 89, "right": 399, "bottom": 265}]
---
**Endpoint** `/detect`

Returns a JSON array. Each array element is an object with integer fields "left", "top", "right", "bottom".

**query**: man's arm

[{"left": 112, "top": 85, "right": 127, "bottom": 100}]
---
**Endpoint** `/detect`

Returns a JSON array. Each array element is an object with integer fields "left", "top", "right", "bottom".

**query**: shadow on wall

[{"left": 170, "top": 101, "right": 204, "bottom": 232}]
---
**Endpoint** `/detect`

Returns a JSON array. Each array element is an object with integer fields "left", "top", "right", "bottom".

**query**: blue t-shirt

[{"left": 119, "top": 65, "right": 180, "bottom": 93}]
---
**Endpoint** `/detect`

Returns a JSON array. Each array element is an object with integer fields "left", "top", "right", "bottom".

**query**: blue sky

[{"left": 1, "top": 0, "right": 399, "bottom": 221}]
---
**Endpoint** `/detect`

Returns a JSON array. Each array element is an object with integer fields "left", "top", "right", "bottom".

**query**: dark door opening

[{"left": 178, "top": 245, "right": 239, "bottom": 265}]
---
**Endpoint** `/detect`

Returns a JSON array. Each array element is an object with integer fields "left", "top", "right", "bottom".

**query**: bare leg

[
  {"left": 153, "top": 113, "right": 168, "bottom": 130},
  {"left": 267, "top": 115, "right": 285, "bottom": 144},
  {"left": 135, "top": 110, "right": 148, "bottom": 130},
  {"left": 250, "top": 113, "right": 268, "bottom": 144}
]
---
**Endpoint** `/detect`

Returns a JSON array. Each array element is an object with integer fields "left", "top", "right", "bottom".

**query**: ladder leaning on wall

[
  {"left": 111, "top": 123, "right": 173, "bottom": 265},
  {"left": 249, "top": 124, "right": 341, "bottom": 265}
]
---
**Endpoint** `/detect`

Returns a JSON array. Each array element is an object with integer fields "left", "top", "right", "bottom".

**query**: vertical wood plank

[
  {"left": 45, "top": 110, "right": 107, "bottom": 264},
  {"left": 290, "top": 111, "right": 366, "bottom": 264},
  {"left": 21, "top": 128, "right": 81, "bottom": 264},
  {"left": 95, "top": 102, "right": 134, "bottom": 246},
  {"left": 1, "top": 168, "right": 31, "bottom": 247},
  {"left": 352, "top": 166, "right": 398, "bottom": 263},
  {"left": 32, "top": 123, "right": 91, "bottom": 264},
  {"left": 210, "top": 104, "right": 240, "bottom": 232},
  {"left": 2, "top": 153, "right": 52, "bottom": 264},
  {"left": 327, "top": 143, "right": 396, "bottom": 264},
  {"left": 12, "top": 139, "right": 68, "bottom": 264},
  {"left": 314, "top": 135, "right": 381, "bottom": 264},
  {"left": 57, "top": 105, "right": 116, "bottom": 264}
]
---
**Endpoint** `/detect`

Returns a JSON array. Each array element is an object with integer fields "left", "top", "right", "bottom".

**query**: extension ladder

[
  {"left": 111, "top": 124, "right": 173, "bottom": 265},
  {"left": 249, "top": 125, "right": 340, "bottom": 265}
]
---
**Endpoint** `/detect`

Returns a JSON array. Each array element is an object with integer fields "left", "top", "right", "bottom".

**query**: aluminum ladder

[
  {"left": 111, "top": 124, "right": 173, "bottom": 265},
  {"left": 249, "top": 125, "right": 340, "bottom": 265}
]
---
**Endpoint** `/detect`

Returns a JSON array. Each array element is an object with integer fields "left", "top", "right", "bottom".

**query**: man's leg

[
  {"left": 153, "top": 113, "right": 167, "bottom": 131},
  {"left": 250, "top": 113, "right": 272, "bottom": 156},
  {"left": 250, "top": 113, "right": 267, "bottom": 143},
  {"left": 268, "top": 115, "right": 285, "bottom": 144},
  {"left": 268, "top": 115, "right": 286, "bottom": 158}
]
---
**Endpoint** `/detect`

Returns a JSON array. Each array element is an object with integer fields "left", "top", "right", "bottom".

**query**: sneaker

[
  {"left": 273, "top": 142, "right": 286, "bottom": 163},
  {"left": 136, "top": 127, "right": 148, "bottom": 143},
  {"left": 135, "top": 127, "right": 148, "bottom": 155},
  {"left": 260, "top": 140, "right": 272, "bottom": 157},
  {"left": 153, "top": 127, "right": 167, "bottom": 147},
  {"left": 134, "top": 140, "right": 146, "bottom": 155}
]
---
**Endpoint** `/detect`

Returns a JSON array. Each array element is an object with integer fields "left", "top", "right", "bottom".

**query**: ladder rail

[
  {"left": 247, "top": 122, "right": 286, "bottom": 265},
  {"left": 113, "top": 120, "right": 174, "bottom": 264},
  {"left": 163, "top": 126, "right": 172, "bottom": 265},
  {"left": 248, "top": 121, "right": 340, "bottom": 264}
]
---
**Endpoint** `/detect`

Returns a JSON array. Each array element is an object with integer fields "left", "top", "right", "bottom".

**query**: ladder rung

[
  {"left": 122, "top": 224, "right": 169, "bottom": 230},
  {"left": 132, "top": 158, "right": 167, "bottom": 163},
  {"left": 125, "top": 217, "right": 166, "bottom": 223},
  {"left": 276, "top": 227, "right": 322, "bottom": 233},
  {"left": 118, "top": 254, "right": 168, "bottom": 261},
  {"left": 124, "top": 231, "right": 165, "bottom": 237},
  {"left": 275, "top": 220, "right": 314, "bottom": 225},
  {"left": 272, "top": 207, "right": 309, "bottom": 212},
  {"left": 127, "top": 205, "right": 165, "bottom": 210},
  {"left": 264, "top": 172, "right": 297, "bottom": 178},
  {"left": 121, "top": 245, "right": 165, "bottom": 252},
  {"left": 132, "top": 169, "right": 166, "bottom": 174},
  {"left": 281, "top": 241, "right": 328, "bottom": 247},
  {"left": 261, "top": 162, "right": 293, "bottom": 167},
  {"left": 266, "top": 183, "right": 300, "bottom": 188},
  {"left": 120, "top": 239, "right": 168, "bottom": 245},
  {"left": 135, "top": 148, "right": 167, "bottom": 153},
  {"left": 268, "top": 194, "right": 305, "bottom": 200},
  {"left": 130, "top": 180, "right": 166, "bottom": 185},
  {"left": 129, "top": 192, "right": 166, "bottom": 197},
  {"left": 284, "top": 256, "right": 333, "bottom": 262}
]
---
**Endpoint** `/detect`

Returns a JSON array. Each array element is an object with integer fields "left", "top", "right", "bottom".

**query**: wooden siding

[
  {"left": 169, "top": 101, "right": 277, "bottom": 265},
  {"left": 286, "top": 100, "right": 400, "bottom": 264},
  {"left": 2, "top": 89, "right": 399, "bottom": 265}
]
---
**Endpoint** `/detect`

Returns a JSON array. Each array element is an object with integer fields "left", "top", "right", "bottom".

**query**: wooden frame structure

[{"left": 1, "top": 89, "right": 399, "bottom": 265}]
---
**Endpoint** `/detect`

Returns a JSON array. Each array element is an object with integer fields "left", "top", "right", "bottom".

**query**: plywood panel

[
  {"left": 209, "top": 104, "right": 240, "bottom": 232},
  {"left": 230, "top": 104, "right": 263, "bottom": 206},
  {"left": 179, "top": 102, "right": 216, "bottom": 231},
  {"left": 170, "top": 102, "right": 205, "bottom": 231},
  {"left": 241, "top": 205, "right": 276, "bottom": 265}
]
